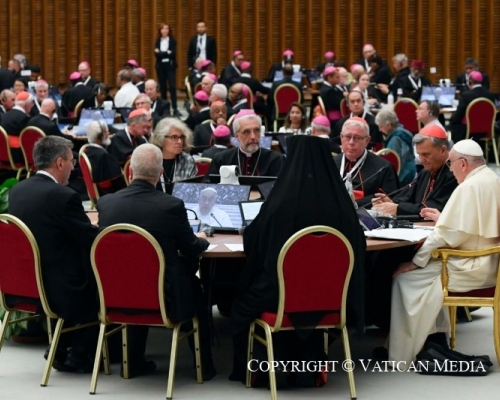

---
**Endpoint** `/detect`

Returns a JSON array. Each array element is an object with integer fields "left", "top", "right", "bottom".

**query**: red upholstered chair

[
  {"left": 0, "top": 214, "right": 97, "bottom": 387},
  {"left": 340, "top": 98, "right": 349, "bottom": 117},
  {"left": 394, "top": 98, "right": 420, "bottom": 134},
  {"left": 432, "top": 246, "right": 500, "bottom": 365},
  {"left": 89, "top": 224, "right": 203, "bottom": 398},
  {"left": 79, "top": 145, "right": 100, "bottom": 209},
  {"left": 465, "top": 98, "right": 498, "bottom": 166},
  {"left": 273, "top": 84, "right": 301, "bottom": 131},
  {"left": 19, "top": 126, "right": 46, "bottom": 177},
  {"left": 122, "top": 158, "right": 132, "bottom": 186},
  {"left": 0, "top": 127, "right": 25, "bottom": 180},
  {"left": 195, "top": 157, "right": 212, "bottom": 179},
  {"left": 246, "top": 225, "right": 356, "bottom": 400},
  {"left": 376, "top": 148, "right": 401, "bottom": 175}
]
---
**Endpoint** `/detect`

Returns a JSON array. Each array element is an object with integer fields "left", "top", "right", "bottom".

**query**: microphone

[
  {"left": 353, "top": 167, "right": 386, "bottom": 190},
  {"left": 186, "top": 209, "right": 199, "bottom": 220},
  {"left": 359, "top": 176, "right": 419, "bottom": 209},
  {"left": 210, "top": 213, "right": 222, "bottom": 227}
]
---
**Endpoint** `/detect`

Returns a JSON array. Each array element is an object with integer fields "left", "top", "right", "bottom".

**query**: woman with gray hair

[
  {"left": 150, "top": 117, "right": 197, "bottom": 192},
  {"left": 375, "top": 107, "right": 416, "bottom": 186}
]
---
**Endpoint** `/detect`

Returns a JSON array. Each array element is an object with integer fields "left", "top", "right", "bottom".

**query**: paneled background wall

[{"left": 1, "top": 0, "right": 499, "bottom": 91}]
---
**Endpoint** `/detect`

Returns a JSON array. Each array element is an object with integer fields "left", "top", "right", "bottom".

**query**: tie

[{"left": 199, "top": 36, "right": 202, "bottom": 48}]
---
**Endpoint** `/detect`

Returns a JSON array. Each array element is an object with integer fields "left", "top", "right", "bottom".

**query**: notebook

[
  {"left": 172, "top": 182, "right": 251, "bottom": 229},
  {"left": 239, "top": 200, "right": 265, "bottom": 226}
]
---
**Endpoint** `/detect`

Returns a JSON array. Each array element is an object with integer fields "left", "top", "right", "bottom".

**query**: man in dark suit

[
  {"left": 97, "top": 144, "right": 216, "bottom": 380},
  {"left": 450, "top": 71, "right": 496, "bottom": 143},
  {"left": 266, "top": 49, "right": 295, "bottom": 82},
  {"left": 132, "top": 68, "right": 146, "bottom": 93},
  {"left": 108, "top": 108, "right": 149, "bottom": 165},
  {"left": 0, "top": 89, "right": 16, "bottom": 123},
  {"left": 219, "top": 50, "right": 244, "bottom": 87},
  {"left": 201, "top": 125, "right": 232, "bottom": 158},
  {"left": 233, "top": 61, "right": 270, "bottom": 118},
  {"left": 400, "top": 60, "right": 432, "bottom": 102},
  {"left": 319, "top": 66, "right": 344, "bottom": 127},
  {"left": 187, "top": 21, "right": 217, "bottom": 68},
  {"left": 1, "top": 91, "right": 33, "bottom": 136},
  {"left": 29, "top": 99, "right": 75, "bottom": 138},
  {"left": 61, "top": 72, "right": 93, "bottom": 116},
  {"left": 145, "top": 79, "right": 171, "bottom": 120},
  {"left": 78, "top": 61, "right": 99, "bottom": 88},
  {"left": 8, "top": 136, "right": 99, "bottom": 372},
  {"left": 183, "top": 90, "right": 211, "bottom": 131},
  {"left": 193, "top": 101, "right": 230, "bottom": 147},
  {"left": 0, "top": 67, "right": 16, "bottom": 92},
  {"left": 455, "top": 57, "right": 491, "bottom": 94},
  {"left": 267, "top": 63, "right": 303, "bottom": 125}
]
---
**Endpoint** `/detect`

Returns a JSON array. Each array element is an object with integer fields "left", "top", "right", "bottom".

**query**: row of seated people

[{"left": 7, "top": 109, "right": 496, "bottom": 385}]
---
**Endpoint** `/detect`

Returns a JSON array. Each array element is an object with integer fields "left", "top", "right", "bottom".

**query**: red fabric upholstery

[
  {"left": 0, "top": 128, "right": 12, "bottom": 164},
  {"left": 260, "top": 311, "right": 340, "bottom": 328},
  {"left": 448, "top": 287, "right": 495, "bottom": 298},
  {"left": 466, "top": 99, "right": 496, "bottom": 139},
  {"left": 340, "top": 99, "right": 349, "bottom": 117},
  {"left": 195, "top": 160, "right": 211, "bottom": 176},
  {"left": 79, "top": 150, "right": 99, "bottom": 202},
  {"left": 378, "top": 151, "right": 400, "bottom": 174},
  {"left": 8, "top": 135, "right": 20, "bottom": 148},
  {"left": 394, "top": 99, "right": 419, "bottom": 134},
  {"left": 107, "top": 310, "right": 163, "bottom": 325},
  {"left": 274, "top": 85, "right": 301, "bottom": 116},
  {"left": 20, "top": 128, "right": 45, "bottom": 171},
  {"left": 282, "top": 233, "right": 350, "bottom": 313},
  {"left": 0, "top": 219, "right": 40, "bottom": 302},
  {"left": 93, "top": 230, "right": 162, "bottom": 314}
]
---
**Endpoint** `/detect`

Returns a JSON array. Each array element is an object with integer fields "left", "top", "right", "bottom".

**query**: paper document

[
  {"left": 206, "top": 245, "right": 218, "bottom": 252},
  {"left": 225, "top": 244, "right": 245, "bottom": 252},
  {"left": 364, "top": 228, "right": 431, "bottom": 242}
]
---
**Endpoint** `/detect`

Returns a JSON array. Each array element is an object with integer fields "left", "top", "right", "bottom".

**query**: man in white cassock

[{"left": 389, "top": 139, "right": 500, "bottom": 367}]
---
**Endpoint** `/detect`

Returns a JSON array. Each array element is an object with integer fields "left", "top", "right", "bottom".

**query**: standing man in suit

[
  {"left": 154, "top": 23, "right": 179, "bottom": 117},
  {"left": 450, "top": 71, "right": 496, "bottom": 143},
  {"left": 8, "top": 136, "right": 99, "bottom": 372},
  {"left": 187, "top": 21, "right": 217, "bottom": 69},
  {"left": 109, "top": 108, "right": 149, "bottom": 165},
  {"left": 97, "top": 144, "right": 216, "bottom": 380}
]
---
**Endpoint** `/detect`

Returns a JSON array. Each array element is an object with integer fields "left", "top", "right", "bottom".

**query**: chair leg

[
  {"left": 464, "top": 306, "right": 473, "bottom": 322},
  {"left": 449, "top": 306, "right": 457, "bottom": 349},
  {"left": 0, "top": 311, "right": 12, "bottom": 356},
  {"left": 192, "top": 317, "right": 203, "bottom": 384},
  {"left": 89, "top": 323, "right": 107, "bottom": 394},
  {"left": 245, "top": 322, "right": 256, "bottom": 388},
  {"left": 40, "top": 318, "right": 64, "bottom": 387},
  {"left": 492, "top": 138, "right": 500, "bottom": 167},
  {"left": 102, "top": 333, "right": 111, "bottom": 375},
  {"left": 342, "top": 327, "right": 357, "bottom": 400},
  {"left": 166, "top": 324, "right": 181, "bottom": 400},
  {"left": 46, "top": 316, "right": 53, "bottom": 344},
  {"left": 121, "top": 326, "right": 129, "bottom": 379},
  {"left": 323, "top": 329, "right": 328, "bottom": 355},
  {"left": 494, "top": 304, "right": 500, "bottom": 366},
  {"left": 262, "top": 324, "right": 277, "bottom": 400}
]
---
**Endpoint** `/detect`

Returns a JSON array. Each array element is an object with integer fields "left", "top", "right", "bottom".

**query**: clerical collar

[
  {"left": 239, "top": 148, "right": 257, "bottom": 158},
  {"left": 40, "top": 112, "right": 51, "bottom": 119},
  {"left": 89, "top": 143, "right": 105, "bottom": 149},
  {"left": 13, "top": 105, "right": 27, "bottom": 114},
  {"left": 214, "top": 144, "right": 227, "bottom": 149},
  {"left": 199, "top": 106, "right": 210, "bottom": 112},
  {"left": 82, "top": 76, "right": 91, "bottom": 86},
  {"left": 241, "top": 73, "right": 251, "bottom": 78},
  {"left": 323, "top": 81, "right": 332, "bottom": 87},
  {"left": 471, "top": 84, "right": 482, "bottom": 89}
]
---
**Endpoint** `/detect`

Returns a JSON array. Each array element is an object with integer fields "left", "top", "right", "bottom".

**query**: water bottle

[
  {"left": 397, "top": 88, "right": 403, "bottom": 100},
  {"left": 387, "top": 92, "right": 394, "bottom": 106}
]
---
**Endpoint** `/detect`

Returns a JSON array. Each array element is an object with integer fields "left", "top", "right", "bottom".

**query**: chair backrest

[
  {"left": 91, "top": 224, "right": 172, "bottom": 327},
  {"left": 74, "top": 99, "right": 85, "bottom": 120},
  {"left": 19, "top": 127, "right": 46, "bottom": 172},
  {"left": 340, "top": 98, "right": 349, "bottom": 117},
  {"left": 376, "top": 148, "right": 401, "bottom": 175},
  {"left": 185, "top": 76, "right": 194, "bottom": 104},
  {"left": 466, "top": 98, "right": 496, "bottom": 140},
  {"left": 274, "top": 226, "right": 354, "bottom": 330},
  {"left": 241, "top": 83, "right": 254, "bottom": 109},
  {"left": 0, "top": 127, "right": 16, "bottom": 168},
  {"left": 194, "top": 82, "right": 203, "bottom": 93},
  {"left": 394, "top": 98, "right": 420, "bottom": 134},
  {"left": 316, "top": 96, "right": 327, "bottom": 116},
  {"left": 274, "top": 84, "right": 301, "bottom": 117},
  {"left": 195, "top": 157, "right": 212, "bottom": 176},
  {"left": 79, "top": 145, "right": 100, "bottom": 207},
  {"left": 123, "top": 158, "right": 131, "bottom": 186}
]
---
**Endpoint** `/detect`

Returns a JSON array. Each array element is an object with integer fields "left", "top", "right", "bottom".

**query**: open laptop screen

[
  {"left": 172, "top": 182, "right": 251, "bottom": 228},
  {"left": 239, "top": 200, "right": 265, "bottom": 226},
  {"left": 420, "top": 86, "right": 456, "bottom": 107},
  {"left": 79, "top": 109, "right": 115, "bottom": 126}
]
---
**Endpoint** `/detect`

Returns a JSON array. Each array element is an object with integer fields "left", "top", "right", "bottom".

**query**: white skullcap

[
  {"left": 453, "top": 139, "right": 483, "bottom": 157},
  {"left": 201, "top": 187, "right": 218, "bottom": 194}
]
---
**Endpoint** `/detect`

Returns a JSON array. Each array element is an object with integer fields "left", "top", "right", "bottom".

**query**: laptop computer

[
  {"left": 239, "top": 200, "right": 265, "bottom": 226},
  {"left": 420, "top": 86, "right": 456, "bottom": 107},
  {"left": 68, "top": 109, "right": 116, "bottom": 136},
  {"left": 230, "top": 136, "right": 272, "bottom": 150},
  {"left": 357, "top": 207, "right": 383, "bottom": 231},
  {"left": 208, "top": 175, "right": 277, "bottom": 189},
  {"left": 256, "top": 180, "right": 275, "bottom": 199},
  {"left": 172, "top": 182, "right": 251, "bottom": 230}
]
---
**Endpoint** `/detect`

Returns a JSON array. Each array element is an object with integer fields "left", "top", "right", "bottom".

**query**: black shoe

[
  {"left": 120, "top": 359, "right": 157, "bottom": 378},
  {"left": 44, "top": 346, "right": 75, "bottom": 372},
  {"left": 173, "top": 110, "right": 182, "bottom": 118},
  {"left": 64, "top": 349, "right": 95, "bottom": 373},
  {"left": 202, "top": 363, "right": 217, "bottom": 381},
  {"left": 373, "top": 346, "right": 389, "bottom": 361}
]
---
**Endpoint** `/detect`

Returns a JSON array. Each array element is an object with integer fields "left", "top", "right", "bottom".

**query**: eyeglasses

[
  {"left": 64, "top": 158, "right": 76, "bottom": 166},
  {"left": 166, "top": 135, "right": 186, "bottom": 142},
  {"left": 446, "top": 157, "right": 465, "bottom": 169},
  {"left": 239, "top": 128, "right": 261, "bottom": 136},
  {"left": 341, "top": 134, "right": 369, "bottom": 142}
]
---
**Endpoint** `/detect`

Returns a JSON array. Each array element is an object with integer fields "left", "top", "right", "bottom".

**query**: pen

[{"left": 377, "top": 187, "right": 387, "bottom": 195}]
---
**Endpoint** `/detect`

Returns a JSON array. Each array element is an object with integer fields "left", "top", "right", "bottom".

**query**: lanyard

[
  {"left": 340, "top": 149, "right": 367, "bottom": 182},
  {"left": 408, "top": 76, "right": 421, "bottom": 90}
]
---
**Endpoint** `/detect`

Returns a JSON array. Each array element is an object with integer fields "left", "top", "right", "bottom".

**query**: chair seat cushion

[
  {"left": 107, "top": 309, "right": 164, "bottom": 325},
  {"left": 448, "top": 287, "right": 495, "bottom": 298},
  {"left": 260, "top": 311, "right": 340, "bottom": 328}
]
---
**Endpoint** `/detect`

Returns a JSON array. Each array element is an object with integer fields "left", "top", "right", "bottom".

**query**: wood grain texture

[{"left": 0, "top": 0, "right": 498, "bottom": 91}]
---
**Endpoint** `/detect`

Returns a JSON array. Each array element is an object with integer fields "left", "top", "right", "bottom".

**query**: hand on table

[
  {"left": 392, "top": 261, "right": 418, "bottom": 278},
  {"left": 372, "top": 202, "right": 398, "bottom": 216},
  {"left": 420, "top": 207, "right": 440, "bottom": 222},
  {"left": 372, "top": 193, "right": 392, "bottom": 205}
]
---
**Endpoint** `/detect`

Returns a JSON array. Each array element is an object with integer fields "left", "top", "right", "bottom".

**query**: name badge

[{"left": 162, "top": 58, "right": 170, "bottom": 63}]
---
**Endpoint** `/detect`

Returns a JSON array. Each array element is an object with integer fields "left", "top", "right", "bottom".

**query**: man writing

[
  {"left": 389, "top": 139, "right": 500, "bottom": 366},
  {"left": 97, "top": 144, "right": 216, "bottom": 379}
]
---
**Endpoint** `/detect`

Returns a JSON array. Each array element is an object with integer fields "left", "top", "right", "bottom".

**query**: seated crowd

[{"left": 1, "top": 38, "right": 499, "bottom": 394}]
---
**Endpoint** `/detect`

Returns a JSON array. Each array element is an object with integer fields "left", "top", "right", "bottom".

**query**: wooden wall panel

[{"left": 0, "top": 0, "right": 498, "bottom": 92}]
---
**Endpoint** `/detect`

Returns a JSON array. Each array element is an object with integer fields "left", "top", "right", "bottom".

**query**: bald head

[
  {"left": 362, "top": 44, "right": 376, "bottom": 60},
  {"left": 144, "top": 79, "right": 159, "bottom": 101},
  {"left": 0, "top": 89, "right": 16, "bottom": 111},
  {"left": 41, "top": 98, "right": 56, "bottom": 115}
]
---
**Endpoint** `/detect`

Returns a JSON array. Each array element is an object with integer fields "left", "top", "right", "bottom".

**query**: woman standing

[{"left": 154, "top": 23, "right": 180, "bottom": 117}]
